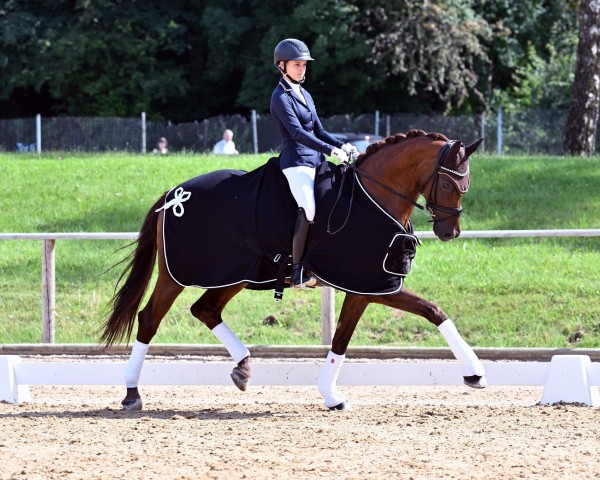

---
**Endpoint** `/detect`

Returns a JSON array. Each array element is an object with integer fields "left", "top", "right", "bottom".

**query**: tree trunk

[{"left": 563, "top": 0, "right": 600, "bottom": 156}]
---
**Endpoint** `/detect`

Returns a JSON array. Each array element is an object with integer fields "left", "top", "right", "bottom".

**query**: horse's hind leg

[
  {"left": 122, "top": 211, "right": 184, "bottom": 410},
  {"left": 375, "top": 289, "right": 486, "bottom": 388},
  {"left": 121, "top": 273, "right": 184, "bottom": 410},
  {"left": 190, "top": 284, "right": 251, "bottom": 391}
]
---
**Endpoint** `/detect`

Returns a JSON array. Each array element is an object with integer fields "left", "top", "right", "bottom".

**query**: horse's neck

[{"left": 360, "top": 141, "right": 435, "bottom": 226}]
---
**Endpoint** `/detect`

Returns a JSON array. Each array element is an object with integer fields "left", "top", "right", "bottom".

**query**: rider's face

[{"left": 282, "top": 60, "right": 307, "bottom": 82}]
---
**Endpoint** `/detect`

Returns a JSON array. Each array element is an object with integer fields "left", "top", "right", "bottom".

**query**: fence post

[
  {"left": 141, "top": 112, "right": 147, "bottom": 154},
  {"left": 41, "top": 239, "right": 55, "bottom": 344},
  {"left": 497, "top": 107, "right": 503, "bottom": 155},
  {"left": 320, "top": 287, "right": 336, "bottom": 345},
  {"left": 251, "top": 109, "right": 258, "bottom": 154},
  {"left": 480, "top": 112, "right": 486, "bottom": 152},
  {"left": 385, "top": 114, "right": 391, "bottom": 137},
  {"left": 374, "top": 110, "right": 380, "bottom": 136},
  {"left": 36, "top": 114, "right": 42, "bottom": 154}
]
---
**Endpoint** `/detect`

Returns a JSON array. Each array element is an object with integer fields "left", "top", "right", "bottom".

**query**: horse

[{"left": 101, "top": 129, "right": 485, "bottom": 411}]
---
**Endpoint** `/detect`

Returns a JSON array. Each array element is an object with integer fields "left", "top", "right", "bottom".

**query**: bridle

[{"left": 351, "top": 140, "right": 467, "bottom": 224}]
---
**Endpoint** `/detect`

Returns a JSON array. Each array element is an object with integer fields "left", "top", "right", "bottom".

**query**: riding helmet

[{"left": 273, "top": 39, "right": 314, "bottom": 65}]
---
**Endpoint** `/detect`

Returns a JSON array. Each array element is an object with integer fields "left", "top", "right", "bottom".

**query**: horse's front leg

[
  {"left": 376, "top": 288, "right": 486, "bottom": 388},
  {"left": 318, "top": 293, "right": 370, "bottom": 411}
]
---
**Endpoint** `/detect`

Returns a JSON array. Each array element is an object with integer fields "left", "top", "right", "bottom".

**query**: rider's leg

[
  {"left": 290, "top": 207, "right": 316, "bottom": 287},
  {"left": 282, "top": 166, "right": 317, "bottom": 222},
  {"left": 282, "top": 166, "right": 317, "bottom": 288}
]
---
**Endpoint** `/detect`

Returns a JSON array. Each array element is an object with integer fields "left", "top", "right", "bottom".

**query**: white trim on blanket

[
  {"left": 312, "top": 273, "right": 404, "bottom": 296},
  {"left": 160, "top": 187, "right": 279, "bottom": 289},
  {"left": 354, "top": 173, "right": 410, "bottom": 233},
  {"left": 160, "top": 174, "right": 413, "bottom": 295},
  {"left": 382, "top": 233, "right": 416, "bottom": 276}
]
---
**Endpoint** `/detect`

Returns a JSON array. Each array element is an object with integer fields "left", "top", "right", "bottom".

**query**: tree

[
  {"left": 364, "top": 0, "right": 491, "bottom": 113},
  {"left": 0, "top": 0, "right": 583, "bottom": 120},
  {"left": 563, "top": 0, "right": 600, "bottom": 155},
  {"left": 474, "top": 0, "right": 578, "bottom": 112},
  {"left": 235, "top": 0, "right": 380, "bottom": 115},
  {"left": 505, "top": 29, "right": 577, "bottom": 110},
  {"left": 0, "top": 0, "right": 190, "bottom": 118}
]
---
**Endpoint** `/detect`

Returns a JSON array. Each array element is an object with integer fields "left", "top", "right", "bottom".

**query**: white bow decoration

[{"left": 155, "top": 187, "right": 192, "bottom": 217}]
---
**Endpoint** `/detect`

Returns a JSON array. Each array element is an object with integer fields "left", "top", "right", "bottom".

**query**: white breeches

[{"left": 282, "top": 166, "right": 316, "bottom": 221}]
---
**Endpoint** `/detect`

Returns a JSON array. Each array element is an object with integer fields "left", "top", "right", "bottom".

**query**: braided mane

[{"left": 355, "top": 129, "right": 449, "bottom": 166}]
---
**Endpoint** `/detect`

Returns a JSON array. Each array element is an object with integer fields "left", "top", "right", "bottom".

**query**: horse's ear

[
  {"left": 465, "top": 138, "right": 484, "bottom": 157},
  {"left": 448, "top": 140, "right": 462, "bottom": 158}
]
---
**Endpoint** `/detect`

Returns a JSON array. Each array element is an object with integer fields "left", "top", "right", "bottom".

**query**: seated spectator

[
  {"left": 213, "top": 129, "right": 239, "bottom": 155},
  {"left": 153, "top": 137, "right": 169, "bottom": 155}
]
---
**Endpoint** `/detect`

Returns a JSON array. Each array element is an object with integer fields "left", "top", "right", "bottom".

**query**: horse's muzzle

[{"left": 434, "top": 224, "right": 461, "bottom": 242}]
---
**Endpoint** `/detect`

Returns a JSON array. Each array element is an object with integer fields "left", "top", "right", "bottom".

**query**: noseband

[
  {"left": 351, "top": 140, "right": 468, "bottom": 224},
  {"left": 423, "top": 141, "right": 467, "bottom": 223}
]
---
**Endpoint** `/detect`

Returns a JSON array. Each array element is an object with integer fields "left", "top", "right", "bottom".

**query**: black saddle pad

[{"left": 161, "top": 157, "right": 414, "bottom": 295}]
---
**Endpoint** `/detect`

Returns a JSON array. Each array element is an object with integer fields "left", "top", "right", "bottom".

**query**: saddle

[{"left": 161, "top": 157, "right": 417, "bottom": 297}]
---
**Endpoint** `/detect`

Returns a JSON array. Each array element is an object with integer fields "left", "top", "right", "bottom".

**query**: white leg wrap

[
  {"left": 318, "top": 351, "right": 347, "bottom": 408},
  {"left": 124, "top": 340, "right": 149, "bottom": 388},
  {"left": 438, "top": 319, "right": 485, "bottom": 377},
  {"left": 211, "top": 322, "right": 250, "bottom": 364}
]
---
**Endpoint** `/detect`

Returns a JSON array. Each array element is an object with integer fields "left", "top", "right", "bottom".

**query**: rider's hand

[
  {"left": 331, "top": 147, "right": 349, "bottom": 163},
  {"left": 341, "top": 143, "right": 358, "bottom": 156}
]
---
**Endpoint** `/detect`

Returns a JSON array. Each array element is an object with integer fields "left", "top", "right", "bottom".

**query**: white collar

[
  {"left": 289, "top": 81, "right": 303, "bottom": 95},
  {"left": 280, "top": 78, "right": 306, "bottom": 105}
]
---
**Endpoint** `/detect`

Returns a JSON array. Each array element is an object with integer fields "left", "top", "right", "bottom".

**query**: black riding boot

[{"left": 290, "top": 208, "right": 316, "bottom": 288}]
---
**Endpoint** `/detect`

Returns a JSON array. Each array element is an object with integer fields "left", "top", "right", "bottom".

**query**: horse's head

[
  {"left": 422, "top": 138, "right": 484, "bottom": 241},
  {"left": 354, "top": 131, "right": 483, "bottom": 242}
]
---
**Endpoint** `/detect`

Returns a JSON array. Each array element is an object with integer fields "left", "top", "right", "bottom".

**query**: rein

[
  {"left": 353, "top": 141, "right": 463, "bottom": 223},
  {"left": 326, "top": 161, "right": 424, "bottom": 234},
  {"left": 326, "top": 141, "right": 465, "bottom": 234}
]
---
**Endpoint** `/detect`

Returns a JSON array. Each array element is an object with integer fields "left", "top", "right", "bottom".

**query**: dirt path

[{"left": 1, "top": 382, "right": 599, "bottom": 480}]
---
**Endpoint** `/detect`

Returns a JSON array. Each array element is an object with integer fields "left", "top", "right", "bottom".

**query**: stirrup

[{"left": 291, "top": 264, "right": 316, "bottom": 288}]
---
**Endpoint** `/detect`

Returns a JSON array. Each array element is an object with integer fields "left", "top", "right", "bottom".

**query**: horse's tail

[{"left": 100, "top": 193, "right": 167, "bottom": 347}]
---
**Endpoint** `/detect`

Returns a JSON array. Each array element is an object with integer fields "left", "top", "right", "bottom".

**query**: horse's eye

[{"left": 440, "top": 181, "right": 453, "bottom": 191}]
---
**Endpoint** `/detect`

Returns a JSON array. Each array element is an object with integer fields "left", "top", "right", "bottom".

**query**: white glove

[
  {"left": 331, "top": 147, "right": 349, "bottom": 163},
  {"left": 341, "top": 143, "right": 358, "bottom": 156}
]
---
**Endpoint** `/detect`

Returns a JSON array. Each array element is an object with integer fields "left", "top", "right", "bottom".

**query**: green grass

[{"left": 1, "top": 152, "right": 599, "bottom": 347}]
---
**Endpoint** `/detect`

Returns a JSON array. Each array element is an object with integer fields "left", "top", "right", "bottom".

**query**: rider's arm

[
  {"left": 313, "top": 115, "right": 344, "bottom": 149},
  {"left": 302, "top": 89, "right": 343, "bottom": 150}
]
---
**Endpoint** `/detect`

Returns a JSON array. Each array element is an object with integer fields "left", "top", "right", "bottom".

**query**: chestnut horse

[{"left": 101, "top": 130, "right": 485, "bottom": 411}]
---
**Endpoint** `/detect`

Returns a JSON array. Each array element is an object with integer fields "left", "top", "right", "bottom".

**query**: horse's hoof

[
  {"left": 121, "top": 398, "right": 143, "bottom": 411},
  {"left": 231, "top": 369, "right": 249, "bottom": 391},
  {"left": 328, "top": 401, "right": 352, "bottom": 411},
  {"left": 464, "top": 375, "right": 487, "bottom": 389}
]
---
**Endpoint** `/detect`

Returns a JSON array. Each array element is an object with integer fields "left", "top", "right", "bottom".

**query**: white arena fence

[
  {"left": 1, "top": 229, "right": 600, "bottom": 345},
  {"left": 1, "top": 354, "right": 599, "bottom": 406}
]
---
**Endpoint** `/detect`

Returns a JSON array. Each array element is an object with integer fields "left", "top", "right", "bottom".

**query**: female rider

[{"left": 270, "top": 38, "right": 357, "bottom": 288}]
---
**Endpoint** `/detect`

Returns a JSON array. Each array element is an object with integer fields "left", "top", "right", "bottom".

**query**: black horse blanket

[{"left": 160, "top": 157, "right": 418, "bottom": 296}]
